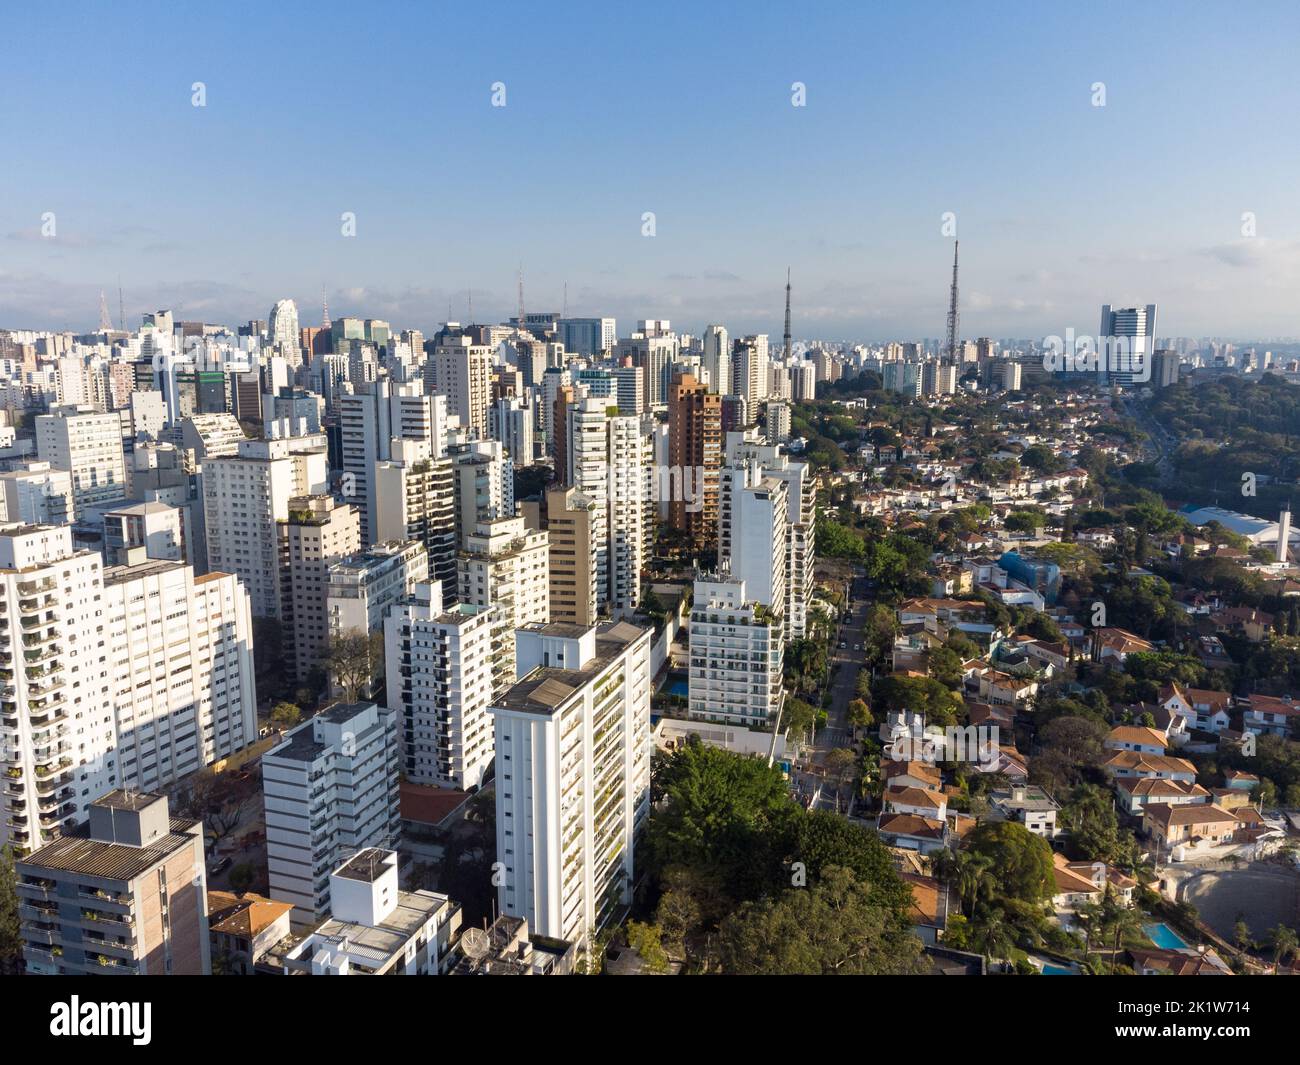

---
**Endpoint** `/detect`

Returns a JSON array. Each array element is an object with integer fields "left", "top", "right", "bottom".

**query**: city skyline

[{"left": 6, "top": 2, "right": 1300, "bottom": 339}]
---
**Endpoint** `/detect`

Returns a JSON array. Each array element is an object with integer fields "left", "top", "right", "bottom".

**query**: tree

[
  {"left": 965, "top": 821, "right": 1055, "bottom": 904},
  {"left": 327, "top": 628, "right": 384, "bottom": 702},
  {"left": 176, "top": 769, "right": 257, "bottom": 848},
  {"left": 0, "top": 845, "right": 20, "bottom": 974},
  {"left": 1062, "top": 784, "right": 1122, "bottom": 863},
  {"left": 969, "top": 908, "right": 1016, "bottom": 969},
  {"left": 847, "top": 697, "right": 873, "bottom": 737},
  {"left": 228, "top": 862, "right": 255, "bottom": 894},
  {"left": 1269, "top": 924, "right": 1298, "bottom": 973},
  {"left": 716, "top": 865, "right": 925, "bottom": 975},
  {"left": 645, "top": 740, "right": 800, "bottom": 902},
  {"left": 270, "top": 701, "right": 302, "bottom": 731},
  {"left": 624, "top": 921, "right": 670, "bottom": 974}
]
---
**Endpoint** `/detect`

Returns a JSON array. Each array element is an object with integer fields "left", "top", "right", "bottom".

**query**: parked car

[{"left": 209, "top": 856, "right": 233, "bottom": 875}]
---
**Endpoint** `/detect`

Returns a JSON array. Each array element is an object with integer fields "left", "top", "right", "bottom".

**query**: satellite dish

[{"left": 461, "top": 927, "right": 491, "bottom": 967}]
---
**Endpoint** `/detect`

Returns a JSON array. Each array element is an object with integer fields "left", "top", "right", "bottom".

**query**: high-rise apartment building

[
  {"left": 667, "top": 373, "right": 721, "bottom": 552},
  {"left": 458, "top": 516, "right": 550, "bottom": 696},
  {"left": 688, "top": 577, "right": 784, "bottom": 728},
  {"left": 491, "top": 620, "right": 651, "bottom": 947},
  {"left": 384, "top": 580, "right": 499, "bottom": 791},
  {"left": 373, "top": 438, "right": 457, "bottom": 598},
  {"left": 202, "top": 436, "right": 329, "bottom": 619},
  {"left": 17, "top": 791, "right": 210, "bottom": 975},
  {"left": 545, "top": 487, "right": 600, "bottom": 627},
  {"left": 35, "top": 406, "right": 128, "bottom": 518},
  {"left": 262, "top": 702, "right": 401, "bottom": 924},
  {"left": 431, "top": 335, "right": 492, "bottom": 438},
  {"left": 280, "top": 494, "right": 362, "bottom": 683}
]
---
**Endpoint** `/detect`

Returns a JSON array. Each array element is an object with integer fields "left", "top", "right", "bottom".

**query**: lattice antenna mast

[
  {"left": 321, "top": 285, "right": 330, "bottom": 330},
  {"left": 98, "top": 291, "right": 113, "bottom": 332},
  {"left": 945, "top": 240, "right": 959, "bottom": 363},
  {"left": 118, "top": 278, "right": 125, "bottom": 332},
  {"left": 783, "top": 267, "right": 792, "bottom": 361}
]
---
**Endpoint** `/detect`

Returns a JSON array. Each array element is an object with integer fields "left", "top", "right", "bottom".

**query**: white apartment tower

[
  {"left": 607, "top": 414, "right": 653, "bottom": 617},
  {"left": 0, "top": 524, "right": 114, "bottom": 852},
  {"left": 103, "top": 556, "right": 258, "bottom": 792},
  {"left": 688, "top": 577, "right": 784, "bottom": 727},
  {"left": 458, "top": 516, "right": 550, "bottom": 696},
  {"left": 35, "top": 406, "right": 128, "bottom": 519},
  {"left": 202, "top": 436, "right": 329, "bottom": 619},
  {"left": 280, "top": 495, "right": 363, "bottom": 683},
  {"left": 262, "top": 701, "right": 401, "bottom": 924},
  {"left": 491, "top": 620, "right": 652, "bottom": 948},
  {"left": 384, "top": 581, "right": 499, "bottom": 791}
]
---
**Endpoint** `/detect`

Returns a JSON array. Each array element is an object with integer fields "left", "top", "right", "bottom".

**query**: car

[
  {"left": 854, "top": 644, "right": 862, "bottom": 651},
  {"left": 838, "top": 641, "right": 846, "bottom": 649},
  {"left": 209, "top": 856, "right": 233, "bottom": 875}
]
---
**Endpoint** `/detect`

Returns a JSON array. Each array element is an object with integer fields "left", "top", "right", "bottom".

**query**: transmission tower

[
  {"left": 98, "top": 291, "right": 113, "bottom": 332},
  {"left": 945, "top": 240, "right": 959, "bottom": 363},
  {"left": 321, "top": 285, "right": 330, "bottom": 330},
  {"left": 783, "top": 267, "right": 792, "bottom": 361}
]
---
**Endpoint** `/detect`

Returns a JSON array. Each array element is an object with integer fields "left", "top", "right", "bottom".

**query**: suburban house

[
  {"left": 1102, "top": 750, "right": 1198, "bottom": 784},
  {"left": 877, "top": 813, "right": 949, "bottom": 855},
  {"left": 987, "top": 783, "right": 1059, "bottom": 837},
  {"left": 1160, "top": 683, "right": 1233, "bottom": 733},
  {"left": 1126, "top": 947, "right": 1233, "bottom": 976},
  {"left": 1142, "top": 802, "right": 1239, "bottom": 850},
  {"left": 1243, "top": 693, "right": 1300, "bottom": 737},
  {"left": 1114, "top": 777, "right": 1210, "bottom": 815},
  {"left": 901, "top": 873, "right": 949, "bottom": 946},
  {"left": 1105, "top": 725, "right": 1168, "bottom": 756},
  {"left": 883, "top": 785, "right": 948, "bottom": 821},
  {"left": 1093, "top": 627, "right": 1156, "bottom": 666}
]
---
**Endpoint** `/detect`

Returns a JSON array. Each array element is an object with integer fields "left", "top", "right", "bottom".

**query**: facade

[
  {"left": 458, "top": 516, "right": 550, "bottom": 695},
  {"left": 545, "top": 487, "right": 599, "bottom": 628},
  {"left": 35, "top": 407, "right": 128, "bottom": 519},
  {"left": 262, "top": 702, "right": 402, "bottom": 924},
  {"left": 374, "top": 439, "right": 457, "bottom": 600},
  {"left": 17, "top": 791, "right": 209, "bottom": 975},
  {"left": 687, "top": 578, "right": 784, "bottom": 727},
  {"left": 0, "top": 462, "right": 74, "bottom": 526},
  {"left": 667, "top": 373, "right": 721, "bottom": 551},
  {"left": 491, "top": 620, "right": 652, "bottom": 948},
  {"left": 202, "top": 436, "right": 329, "bottom": 619},
  {"left": 280, "top": 494, "right": 362, "bottom": 684},
  {"left": 103, "top": 558, "right": 257, "bottom": 793},
  {"left": 384, "top": 581, "right": 499, "bottom": 791}
]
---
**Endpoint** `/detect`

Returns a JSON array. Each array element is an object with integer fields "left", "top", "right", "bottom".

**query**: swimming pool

[
  {"left": 664, "top": 679, "right": 688, "bottom": 698},
  {"left": 1040, "top": 963, "right": 1077, "bottom": 975},
  {"left": 1143, "top": 922, "right": 1189, "bottom": 950}
]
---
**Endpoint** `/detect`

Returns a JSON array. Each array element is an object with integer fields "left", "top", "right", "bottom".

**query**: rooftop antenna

[
  {"left": 562, "top": 280, "right": 568, "bottom": 319},
  {"left": 117, "top": 277, "right": 125, "bottom": 332},
  {"left": 782, "top": 267, "right": 792, "bottom": 361},
  {"left": 945, "top": 239, "right": 959, "bottom": 363},
  {"left": 461, "top": 927, "right": 491, "bottom": 972},
  {"left": 321, "top": 285, "right": 330, "bottom": 330},
  {"left": 467, "top": 289, "right": 473, "bottom": 325},
  {"left": 98, "top": 291, "right": 113, "bottom": 333}
]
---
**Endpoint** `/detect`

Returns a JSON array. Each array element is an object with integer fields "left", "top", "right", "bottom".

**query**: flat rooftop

[{"left": 18, "top": 817, "right": 200, "bottom": 883}]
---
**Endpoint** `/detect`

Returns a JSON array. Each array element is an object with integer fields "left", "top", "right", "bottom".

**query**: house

[
  {"left": 1113, "top": 777, "right": 1210, "bottom": 815},
  {"left": 1243, "top": 693, "right": 1300, "bottom": 737},
  {"left": 1160, "top": 683, "right": 1233, "bottom": 734},
  {"left": 1127, "top": 946, "right": 1232, "bottom": 976},
  {"left": 978, "top": 669, "right": 1039, "bottom": 707},
  {"left": 1142, "top": 802, "right": 1238, "bottom": 849},
  {"left": 207, "top": 890, "right": 296, "bottom": 975},
  {"left": 1212, "top": 606, "right": 1275, "bottom": 643},
  {"left": 1102, "top": 750, "right": 1198, "bottom": 784},
  {"left": 1093, "top": 627, "right": 1156, "bottom": 665},
  {"left": 883, "top": 785, "right": 948, "bottom": 821},
  {"left": 1224, "top": 769, "right": 1259, "bottom": 792},
  {"left": 877, "top": 813, "right": 949, "bottom": 855},
  {"left": 1105, "top": 725, "right": 1168, "bottom": 755},
  {"left": 901, "top": 873, "right": 949, "bottom": 946},
  {"left": 988, "top": 783, "right": 1059, "bottom": 837},
  {"left": 1051, "top": 854, "right": 1137, "bottom": 912},
  {"left": 883, "top": 760, "right": 942, "bottom": 792}
]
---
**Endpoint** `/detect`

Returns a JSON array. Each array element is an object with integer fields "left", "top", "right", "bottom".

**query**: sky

[{"left": 4, "top": 1, "right": 1300, "bottom": 342}]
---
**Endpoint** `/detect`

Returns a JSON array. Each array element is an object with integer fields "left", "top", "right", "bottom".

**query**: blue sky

[{"left": 4, "top": 1, "right": 1300, "bottom": 341}]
